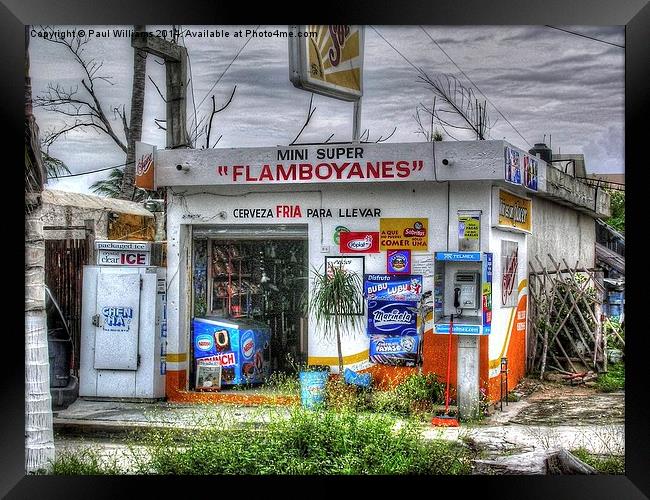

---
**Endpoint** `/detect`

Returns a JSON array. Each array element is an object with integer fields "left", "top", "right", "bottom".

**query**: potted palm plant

[{"left": 309, "top": 262, "right": 364, "bottom": 377}]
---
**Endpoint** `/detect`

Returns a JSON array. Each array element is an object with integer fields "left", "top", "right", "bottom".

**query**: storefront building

[{"left": 154, "top": 140, "right": 609, "bottom": 417}]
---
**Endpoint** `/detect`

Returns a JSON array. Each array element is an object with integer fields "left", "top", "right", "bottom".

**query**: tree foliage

[{"left": 606, "top": 190, "right": 624, "bottom": 234}]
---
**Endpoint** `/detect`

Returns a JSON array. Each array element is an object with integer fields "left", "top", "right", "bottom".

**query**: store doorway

[{"left": 191, "top": 232, "right": 308, "bottom": 388}]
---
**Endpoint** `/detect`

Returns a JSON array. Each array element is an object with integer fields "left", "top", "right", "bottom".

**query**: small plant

[
  {"left": 572, "top": 447, "right": 625, "bottom": 474},
  {"left": 596, "top": 362, "right": 625, "bottom": 392},
  {"left": 51, "top": 447, "right": 123, "bottom": 475},
  {"left": 309, "top": 264, "right": 363, "bottom": 375}
]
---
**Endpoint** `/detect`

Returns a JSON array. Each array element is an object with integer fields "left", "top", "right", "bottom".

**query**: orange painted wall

[{"left": 422, "top": 332, "right": 459, "bottom": 391}]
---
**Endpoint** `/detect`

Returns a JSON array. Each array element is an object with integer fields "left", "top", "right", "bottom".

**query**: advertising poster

[
  {"left": 482, "top": 253, "right": 493, "bottom": 334},
  {"left": 135, "top": 141, "right": 156, "bottom": 190},
  {"left": 367, "top": 300, "right": 418, "bottom": 336},
  {"left": 501, "top": 241, "right": 519, "bottom": 307},
  {"left": 387, "top": 249, "right": 411, "bottom": 274},
  {"left": 364, "top": 274, "right": 423, "bottom": 301},
  {"left": 458, "top": 212, "right": 481, "bottom": 251},
  {"left": 523, "top": 155, "right": 539, "bottom": 191},
  {"left": 339, "top": 231, "right": 380, "bottom": 253},
  {"left": 369, "top": 334, "right": 421, "bottom": 367},
  {"left": 504, "top": 146, "right": 521, "bottom": 185},
  {"left": 493, "top": 188, "right": 532, "bottom": 233},
  {"left": 379, "top": 218, "right": 428, "bottom": 250}
]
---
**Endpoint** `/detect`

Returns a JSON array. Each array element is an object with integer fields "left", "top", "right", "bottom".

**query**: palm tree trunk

[
  {"left": 25, "top": 207, "right": 55, "bottom": 473},
  {"left": 120, "top": 25, "right": 148, "bottom": 201},
  {"left": 25, "top": 29, "right": 55, "bottom": 473},
  {"left": 336, "top": 304, "right": 344, "bottom": 375}
]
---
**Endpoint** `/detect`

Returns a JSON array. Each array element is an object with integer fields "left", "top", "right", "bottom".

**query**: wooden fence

[
  {"left": 527, "top": 254, "right": 606, "bottom": 380},
  {"left": 45, "top": 238, "right": 88, "bottom": 376}
]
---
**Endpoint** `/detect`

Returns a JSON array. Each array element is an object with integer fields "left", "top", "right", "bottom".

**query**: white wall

[{"left": 529, "top": 196, "right": 596, "bottom": 270}]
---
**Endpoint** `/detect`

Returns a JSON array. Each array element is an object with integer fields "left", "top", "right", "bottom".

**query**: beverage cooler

[{"left": 192, "top": 317, "right": 271, "bottom": 387}]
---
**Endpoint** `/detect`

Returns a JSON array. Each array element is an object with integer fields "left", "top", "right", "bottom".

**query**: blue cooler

[{"left": 193, "top": 317, "right": 271, "bottom": 386}]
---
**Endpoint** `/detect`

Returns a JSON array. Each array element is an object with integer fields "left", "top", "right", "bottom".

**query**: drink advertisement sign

[
  {"left": 339, "top": 231, "right": 380, "bottom": 253},
  {"left": 369, "top": 334, "right": 420, "bottom": 367},
  {"left": 364, "top": 274, "right": 423, "bottom": 301},
  {"left": 366, "top": 300, "right": 418, "bottom": 336}
]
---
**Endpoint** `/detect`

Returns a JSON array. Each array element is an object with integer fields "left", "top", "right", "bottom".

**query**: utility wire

[
  {"left": 49, "top": 161, "right": 133, "bottom": 179},
  {"left": 418, "top": 26, "right": 532, "bottom": 148},
  {"left": 368, "top": 25, "right": 421, "bottom": 72},
  {"left": 545, "top": 25, "right": 624, "bottom": 49},
  {"left": 193, "top": 25, "right": 260, "bottom": 120}
]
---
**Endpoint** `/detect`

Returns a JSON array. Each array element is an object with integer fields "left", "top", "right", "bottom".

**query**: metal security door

[{"left": 94, "top": 273, "right": 141, "bottom": 370}]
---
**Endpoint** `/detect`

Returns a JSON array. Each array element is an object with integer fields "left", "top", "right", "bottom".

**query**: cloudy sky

[{"left": 29, "top": 25, "right": 625, "bottom": 194}]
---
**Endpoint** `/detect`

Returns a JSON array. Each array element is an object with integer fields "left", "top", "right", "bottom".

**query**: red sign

[
  {"left": 339, "top": 231, "right": 380, "bottom": 253},
  {"left": 199, "top": 352, "right": 236, "bottom": 367}
]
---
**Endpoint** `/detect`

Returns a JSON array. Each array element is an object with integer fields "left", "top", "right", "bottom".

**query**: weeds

[
  {"left": 51, "top": 446, "right": 123, "bottom": 475},
  {"left": 571, "top": 447, "right": 625, "bottom": 474},
  {"left": 597, "top": 363, "right": 625, "bottom": 392},
  {"left": 52, "top": 409, "right": 473, "bottom": 475}
]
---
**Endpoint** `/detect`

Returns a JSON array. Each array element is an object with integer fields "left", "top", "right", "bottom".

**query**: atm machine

[{"left": 79, "top": 241, "right": 166, "bottom": 399}]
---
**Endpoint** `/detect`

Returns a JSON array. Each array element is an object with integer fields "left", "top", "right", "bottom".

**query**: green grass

[
  {"left": 51, "top": 409, "right": 473, "bottom": 475},
  {"left": 572, "top": 447, "right": 625, "bottom": 474},
  {"left": 597, "top": 363, "right": 625, "bottom": 392},
  {"left": 52, "top": 447, "right": 122, "bottom": 475}
]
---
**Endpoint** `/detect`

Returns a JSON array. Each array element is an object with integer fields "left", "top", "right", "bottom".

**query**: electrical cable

[
  {"left": 544, "top": 25, "right": 624, "bottom": 49},
  {"left": 48, "top": 161, "right": 133, "bottom": 179},
  {"left": 192, "top": 25, "right": 260, "bottom": 121},
  {"left": 418, "top": 26, "right": 532, "bottom": 148}
]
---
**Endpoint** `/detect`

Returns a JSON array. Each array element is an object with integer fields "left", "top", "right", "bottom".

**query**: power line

[
  {"left": 49, "top": 161, "right": 133, "bottom": 179},
  {"left": 418, "top": 26, "right": 532, "bottom": 148},
  {"left": 368, "top": 25, "right": 421, "bottom": 72},
  {"left": 545, "top": 25, "right": 624, "bottom": 49},
  {"left": 192, "top": 25, "right": 260, "bottom": 121}
]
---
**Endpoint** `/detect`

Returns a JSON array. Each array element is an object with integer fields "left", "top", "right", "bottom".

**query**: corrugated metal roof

[
  {"left": 42, "top": 189, "right": 154, "bottom": 217},
  {"left": 596, "top": 242, "right": 625, "bottom": 275}
]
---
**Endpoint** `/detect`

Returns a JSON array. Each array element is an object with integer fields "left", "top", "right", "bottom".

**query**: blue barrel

[
  {"left": 608, "top": 304, "right": 622, "bottom": 319},
  {"left": 608, "top": 292, "right": 623, "bottom": 305},
  {"left": 299, "top": 371, "right": 329, "bottom": 409},
  {"left": 344, "top": 368, "right": 372, "bottom": 388}
]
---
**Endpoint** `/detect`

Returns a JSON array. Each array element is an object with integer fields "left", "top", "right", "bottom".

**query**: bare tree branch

[
  {"left": 289, "top": 94, "right": 316, "bottom": 146},
  {"left": 148, "top": 75, "right": 167, "bottom": 103},
  {"left": 205, "top": 86, "right": 237, "bottom": 149}
]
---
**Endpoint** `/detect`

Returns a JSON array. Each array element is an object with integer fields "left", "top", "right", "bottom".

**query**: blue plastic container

[
  {"left": 608, "top": 304, "right": 622, "bottom": 318},
  {"left": 299, "top": 371, "right": 329, "bottom": 409},
  {"left": 344, "top": 368, "right": 372, "bottom": 388},
  {"left": 608, "top": 291, "right": 623, "bottom": 305}
]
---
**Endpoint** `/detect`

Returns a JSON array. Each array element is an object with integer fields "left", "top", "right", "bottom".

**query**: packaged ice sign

[
  {"left": 101, "top": 306, "right": 133, "bottom": 332},
  {"left": 364, "top": 274, "right": 423, "bottom": 301},
  {"left": 369, "top": 334, "right": 420, "bottom": 367},
  {"left": 339, "top": 231, "right": 380, "bottom": 253},
  {"left": 97, "top": 250, "right": 150, "bottom": 266},
  {"left": 367, "top": 300, "right": 418, "bottom": 335}
]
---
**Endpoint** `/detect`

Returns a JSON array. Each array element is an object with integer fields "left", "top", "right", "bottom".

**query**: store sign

[
  {"left": 523, "top": 155, "right": 539, "bottom": 191},
  {"left": 367, "top": 300, "right": 418, "bottom": 335},
  {"left": 493, "top": 189, "right": 532, "bottom": 233},
  {"left": 505, "top": 145, "right": 540, "bottom": 192},
  {"left": 289, "top": 25, "right": 364, "bottom": 101},
  {"left": 95, "top": 240, "right": 151, "bottom": 252},
  {"left": 387, "top": 249, "right": 411, "bottom": 274},
  {"left": 380, "top": 218, "right": 428, "bottom": 250},
  {"left": 435, "top": 252, "right": 482, "bottom": 262},
  {"left": 364, "top": 274, "right": 423, "bottom": 301},
  {"left": 135, "top": 141, "right": 156, "bottom": 190},
  {"left": 369, "top": 334, "right": 420, "bottom": 367},
  {"left": 504, "top": 146, "right": 522, "bottom": 185},
  {"left": 434, "top": 323, "right": 481, "bottom": 335},
  {"left": 339, "top": 231, "right": 380, "bottom": 253},
  {"left": 156, "top": 142, "right": 432, "bottom": 186}
]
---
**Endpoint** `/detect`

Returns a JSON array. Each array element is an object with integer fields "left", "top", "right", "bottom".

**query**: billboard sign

[
  {"left": 369, "top": 334, "right": 420, "bottom": 367},
  {"left": 492, "top": 188, "right": 532, "bottom": 233},
  {"left": 379, "top": 218, "right": 428, "bottom": 250},
  {"left": 289, "top": 25, "right": 364, "bottom": 101},
  {"left": 135, "top": 141, "right": 156, "bottom": 190},
  {"left": 339, "top": 231, "right": 380, "bottom": 253}
]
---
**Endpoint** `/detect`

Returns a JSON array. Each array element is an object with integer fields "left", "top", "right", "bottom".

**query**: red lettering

[
  {"left": 348, "top": 162, "right": 363, "bottom": 178},
  {"left": 396, "top": 161, "right": 410, "bottom": 178},
  {"left": 315, "top": 163, "right": 331, "bottom": 179},
  {"left": 232, "top": 165, "right": 244, "bottom": 181},
  {"left": 381, "top": 161, "right": 395, "bottom": 177},
  {"left": 299, "top": 163, "right": 312, "bottom": 180},
  {"left": 126, "top": 253, "right": 136, "bottom": 264},
  {"left": 137, "top": 254, "right": 145, "bottom": 265},
  {"left": 259, "top": 164, "right": 273, "bottom": 181},
  {"left": 245, "top": 166, "right": 258, "bottom": 182},
  {"left": 366, "top": 161, "right": 380, "bottom": 178},
  {"left": 277, "top": 164, "right": 296, "bottom": 181},
  {"left": 331, "top": 162, "right": 349, "bottom": 179}
]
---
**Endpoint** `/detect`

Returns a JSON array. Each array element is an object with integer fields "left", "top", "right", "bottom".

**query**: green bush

[
  {"left": 51, "top": 447, "right": 123, "bottom": 475},
  {"left": 369, "top": 373, "right": 445, "bottom": 418},
  {"left": 597, "top": 362, "right": 625, "bottom": 392}
]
